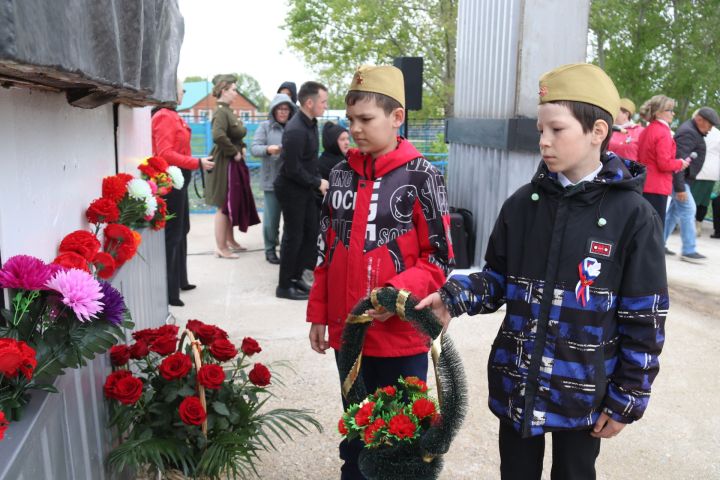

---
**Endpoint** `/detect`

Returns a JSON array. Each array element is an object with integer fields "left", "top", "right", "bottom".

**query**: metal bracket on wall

[{"left": 445, "top": 117, "right": 540, "bottom": 153}]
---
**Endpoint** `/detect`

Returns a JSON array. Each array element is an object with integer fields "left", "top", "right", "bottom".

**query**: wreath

[{"left": 337, "top": 287, "right": 468, "bottom": 480}]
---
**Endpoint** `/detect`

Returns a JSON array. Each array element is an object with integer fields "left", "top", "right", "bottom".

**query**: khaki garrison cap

[
  {"left": 619, "top": 98, "right": 636, "bottom": 115},
  {"left": 348, "top": 65, "right": 405, "bottom": 108},
  {"left": 538, "top": 63, "right": 620, "bottom": 118}
]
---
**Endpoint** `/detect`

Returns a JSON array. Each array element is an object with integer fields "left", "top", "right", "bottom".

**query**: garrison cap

[
  {"left": 348, "top": 65, "right": 405, "bottom": 108},
  {"left": 619, "top": 98, "right": 636, "bottom": 116},
  {"left": 538, "top": 63, "right": 620, "bottom": 118}
]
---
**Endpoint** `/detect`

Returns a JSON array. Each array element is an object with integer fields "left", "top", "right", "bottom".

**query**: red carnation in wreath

[
  {"left": 102, "top": 174, "right": 131, "bottom": 202},
  {"left": 338, "top": 417, "right": 349, "bottom": 435},
  {"left": 92, "top": 252, "right": 117, "bottom": 279},
  {"left": 364, "top": 417, "right": 386, "bottom": 444},
  {"left": 404, "top": 376, "right": 428, "bottom": 393},
  {"left": 412, "top": 398, "right": 437, "bottom": 420},
  {"left": 138, "top": 163, "right": 159, "bottom": 178},
  {"left": 354, "top": 401, "right": 375, "bottom": 427},
  {"left": 388, "top": 413, "right": 416, "bottom": 439},
  {"left": 147, "top": 156, "right": 169, "bottom": 173},
  {"left": 86, "top": 197, "right": 120, "bottom": 224},
  {"left": 103, "top": 223, "right": 138, "bottom": 264}
]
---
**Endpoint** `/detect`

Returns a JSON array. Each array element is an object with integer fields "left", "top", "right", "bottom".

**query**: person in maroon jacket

[
  {"left": 151, "top": 81, "right": 213, "bottom": 306},
  {"left": 306, "top": 65, "right": 453, "bottom": 479},
  {"left": 636, "top": 95, "right": 690, "bottom": 226}
]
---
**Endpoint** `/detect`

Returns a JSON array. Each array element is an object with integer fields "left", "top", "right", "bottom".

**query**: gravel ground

[{"left": 171, "top": 215, "right": 720, "bottom": 479}]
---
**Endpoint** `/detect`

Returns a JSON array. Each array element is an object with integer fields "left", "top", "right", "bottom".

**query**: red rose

[
  {"left": 185, "top": 319, "right": 206, "bottom": 336},
  {"left": 240, "top": 337, "right": 262, "bottom": 356},
  {"left": 148, "top": 156, "right": 169, "bottom": 173},
  {"left": 364, "top": 418, "right": 386, "bottom": 444},
  {"left": 0, "top": 338, "right": 36, "bottom": 379},
  {"left": 354, "top": 402, "right": 376, "bottom": 427},
  {"left": 208, "top": 338, "right": 237, "bottom": 361},
  {"left": 412, "top": 398, "right": 437, "bottom": 420},
  {"left": 0, "top": 410, "right": 8, "bottom": 441},
  {"left": 109, "top": 345, "right": 131, "bottom": 366},
  {"left": 86, "top": 197, "right": 120, "bottom": 224},
  {"left": 178, "top": 396, "right": 206, "bottom": 426},
  {"left": 112, "top": 374, "right": 144, "bottom": 405},
  {"left": 104, "top": 369, "right": 132, "bottom": 398},
  {"left": 128, "top": 341, "right": 149, "bottom": 359},
  {"left": 157, "top": 324, "right": 179, "bottom": 337},
  {"left": 388, "top": 414, "right": 417, "bottom": 439},
  {"left": 197, "top": 364, "right": 225, "bottom": 390},
  {"left": 103, "top": 224, "right": 138, "bottom": 264},
  {"left": 159, "top": 352, "right": 192, "bottom": 380},
  {"left": 404, "top": 376, "right": 428, "bottom": 393},
  {"left": 150, "top": 335, "right": 177, "bottom": 356},
  {"left": 132, "top": 327, "right": 161, "bottom": 344},
  {"left": 338, "top": 417, "right": 349, "bottom": 435},
  {"left": 102, "top": 174, "right": 131, "bottom": 202},
  {"left": 196, "top": 324, "right": 220, "bottom": 345},
  {"left": 92, "top": 252, "right": 117, "bottom": 280},
  {"left": 248, "top": 362, "right": 271, "bottom": 387},
  {"left": 59, "top": 230, "right": 101, "bottom": 260},
  {"left": 52, "top": 252, "right": 90, "bottom": 272}
]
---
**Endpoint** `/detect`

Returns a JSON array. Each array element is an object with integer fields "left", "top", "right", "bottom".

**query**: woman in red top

[
  {"left": 152, "top": 81, "right": 214, "bottom": 306},
  {"left": 636, "top": 95, "right": 688, "bottom": 225},
  {"left": 608, "top": 98, "right": 644, "bottom": 161}
]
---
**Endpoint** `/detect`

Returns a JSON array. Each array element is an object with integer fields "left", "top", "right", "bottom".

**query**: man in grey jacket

[{"left": 251, "top": 93, "right": 296, "bottom": 264}]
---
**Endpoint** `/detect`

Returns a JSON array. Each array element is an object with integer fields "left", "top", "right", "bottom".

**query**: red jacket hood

[{"left": 347, "top": 137, "right": 422, "bottom": 180}]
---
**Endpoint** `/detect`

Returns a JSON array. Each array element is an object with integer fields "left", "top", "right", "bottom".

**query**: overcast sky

[{"left": 176, "top": 0, "right": 318, "bottom": 99}]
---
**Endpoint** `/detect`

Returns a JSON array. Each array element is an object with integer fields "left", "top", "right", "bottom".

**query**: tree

[
  {"left": 589, "top": 0, "right": 720, "bottom": 120},
  {"left": 284, "top": 0, "right": 458, "bottom": 118},
  {"left": 183, "top": 76, "right": 206, "bottom": 83},
  {"left": 233, "top": 73, "right": 270, "bottom": 112}
]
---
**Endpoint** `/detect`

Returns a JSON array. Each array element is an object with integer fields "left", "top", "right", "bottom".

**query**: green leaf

[{"left": 212, "top": 401, "right": 230, "bottom": 417}]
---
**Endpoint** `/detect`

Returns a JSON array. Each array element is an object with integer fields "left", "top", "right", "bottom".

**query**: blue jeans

[
  {"left": 664, "top": 183, "right": 697, "bottom": 255},
  {"left": 263, "top": 190, "right": 281, "bottom": 254}
]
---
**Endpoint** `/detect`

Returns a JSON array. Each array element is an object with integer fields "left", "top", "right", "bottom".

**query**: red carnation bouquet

[
  {"left": 105, "top": 320, "right": 320, "bottom": 478},
  {"left": 339, "top": 376, "right": 439, "bottom": 449}
]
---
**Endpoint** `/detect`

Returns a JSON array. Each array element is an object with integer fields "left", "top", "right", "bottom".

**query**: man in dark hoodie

[
  {"left": 277, "top": 81, "right": 298, "bottom": 105},
  {"left": 318, "top": 121, "right": 350, "bottom": 180}
]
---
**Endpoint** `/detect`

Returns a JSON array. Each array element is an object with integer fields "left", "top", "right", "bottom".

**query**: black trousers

[
  {"left": 499, "top": 421, "right": 601, "bottom": 480},
  {"left": 713, "top": 195, "right": 720, "bottom": 234},
  {"left": 165, "top": 184, "right": 190, "bottom": 302},
  {"left": 643, "top": 192, "right": 667, "bottom": 226},
  {"left": 335, "top": 352, "right": 429, "bottom": 480},
  {"left": 276, "top": 182, "right": 318, "bottom": 289}
]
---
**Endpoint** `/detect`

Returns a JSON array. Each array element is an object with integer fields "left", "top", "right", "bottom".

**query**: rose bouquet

[
  {"left": 105, "top": 319, "right": 321, "bottom": 479},
  {"left": 0, "top": 255, "right": 132, "bottom": 427}
]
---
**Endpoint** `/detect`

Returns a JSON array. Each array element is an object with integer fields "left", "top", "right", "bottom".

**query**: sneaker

[
  {"left": 680, "top": 252, "right": 706, "bottom": 264},
  {"left": 664, "top": 247, "right": 676, "bottom": 256},
  {"left": 711, "top": 233, "right": 720, "bottom": 239}
]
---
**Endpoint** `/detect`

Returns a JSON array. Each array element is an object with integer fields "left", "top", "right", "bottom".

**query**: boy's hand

[
  {"left": 309, "top": 324, "right": 329, "bottom": 354},
  {"left": 415, "top": 292, "right": 452, "bottom": 330},
  {"left": 367, "top": 308, "right": 393, "bottom": 322},
  {"left": 591, "top": 412, "right": 626, "bottom": 438}
]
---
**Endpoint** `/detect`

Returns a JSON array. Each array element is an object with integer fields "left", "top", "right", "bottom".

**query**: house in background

[{"left": 178, "top": 81, "right": 258, "bottom": 121}]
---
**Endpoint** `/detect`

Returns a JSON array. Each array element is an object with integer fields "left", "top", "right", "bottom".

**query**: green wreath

[{"left": 337, "top": 287, "right": 468, "bottom": 480}]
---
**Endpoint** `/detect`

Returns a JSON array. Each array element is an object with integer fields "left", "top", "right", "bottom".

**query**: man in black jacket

[
  {"left": 274, "top": 81, "right": 330, "bottom": 300},
  {"left": 664, "top": 107, "right": 719, "bottom": 263}
]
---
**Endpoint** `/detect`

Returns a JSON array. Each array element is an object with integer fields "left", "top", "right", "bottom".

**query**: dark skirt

[{"left": 222, "top": 159, "right": 260, "bottom": 232}]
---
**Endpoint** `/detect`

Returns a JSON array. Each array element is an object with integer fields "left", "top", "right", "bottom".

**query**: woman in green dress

[{"left": 204, "top": 75, "right": 260, "bottom": 258}]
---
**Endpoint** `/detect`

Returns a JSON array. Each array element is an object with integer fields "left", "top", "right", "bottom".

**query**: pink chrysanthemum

[
  {"left": 0, "top": 255, "right": 53, "bottom": 291},
  {"left": 45, "top": 269, "right": 104, "bottom": 322}
]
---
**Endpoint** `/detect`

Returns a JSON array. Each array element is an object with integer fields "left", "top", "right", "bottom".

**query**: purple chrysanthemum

[
  {"left": 98, "top": 281, "right": 125, "bottom": 326},
  {"left": 45, "top": 269, "right": 104, "bottom": 322},
  {"left": 0, "top": 255, "right": 54, "bottom": 291}
]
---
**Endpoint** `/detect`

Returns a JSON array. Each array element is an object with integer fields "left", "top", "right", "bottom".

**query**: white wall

[
  {"left": 0, "top": 88, "right": 113, "bottom": 260},
  {"left": 117, "top": 105, "right": 153, "bottom": 174}
]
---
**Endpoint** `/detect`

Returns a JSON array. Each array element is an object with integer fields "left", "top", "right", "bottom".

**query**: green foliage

[
  {"left": 589, "top": 0, "right": 720, "bottom": 120},
  {"left": 284, "top": 0, "right": 458, "bottom": 118},
  {"left": 233, "top": 73, "right": 270, "bottom": 112},
  {"left": 184, "top": 76, "right": 207, "bottom": 83}
]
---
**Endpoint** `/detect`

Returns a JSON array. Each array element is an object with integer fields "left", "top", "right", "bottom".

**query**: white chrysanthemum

[
  {"left": 127, "top": 178, "right": 152, "bottom": 200},
  {"left": 167, "top": 166, "right": 184, "bottom": 190},
  {"left": 144, "top": 195, "right": 158, "bottom": 216}
]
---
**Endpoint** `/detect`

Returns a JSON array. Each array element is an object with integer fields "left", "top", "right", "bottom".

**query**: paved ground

[{"left": 172, "top": 214, "right": 719, "bottom": 479}]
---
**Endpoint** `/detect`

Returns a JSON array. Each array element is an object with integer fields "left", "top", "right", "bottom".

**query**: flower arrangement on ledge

[
  {"left": 0, "top": 156, "right": 183, "bottom": 440},
  {"left": 0, "top": 255, "right": 132, "bottom": 426},
  {"left": 105, "top": 319, "right": 322, "bottom": 479}
]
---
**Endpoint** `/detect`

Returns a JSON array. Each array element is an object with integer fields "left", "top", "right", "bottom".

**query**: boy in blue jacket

[{"left": 418, "top": 63, "right": 667, "bottom": 479}]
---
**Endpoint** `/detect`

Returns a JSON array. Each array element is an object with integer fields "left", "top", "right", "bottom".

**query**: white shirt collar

[
  {"left": 658, "top": 119, "right": 670, "bottom": 128},
  {"left": 558, "top": 162, "right": 603, "bottom": 188}
]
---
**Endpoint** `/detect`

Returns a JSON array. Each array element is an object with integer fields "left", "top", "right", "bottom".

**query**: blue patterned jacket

[{"left": 440, "top": 154, "right": 668, "bottom": 438}]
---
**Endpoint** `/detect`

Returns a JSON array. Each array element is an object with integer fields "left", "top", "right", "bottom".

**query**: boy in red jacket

[{"left": 306, "top": 65, "right": 453, "bottom": 479}]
